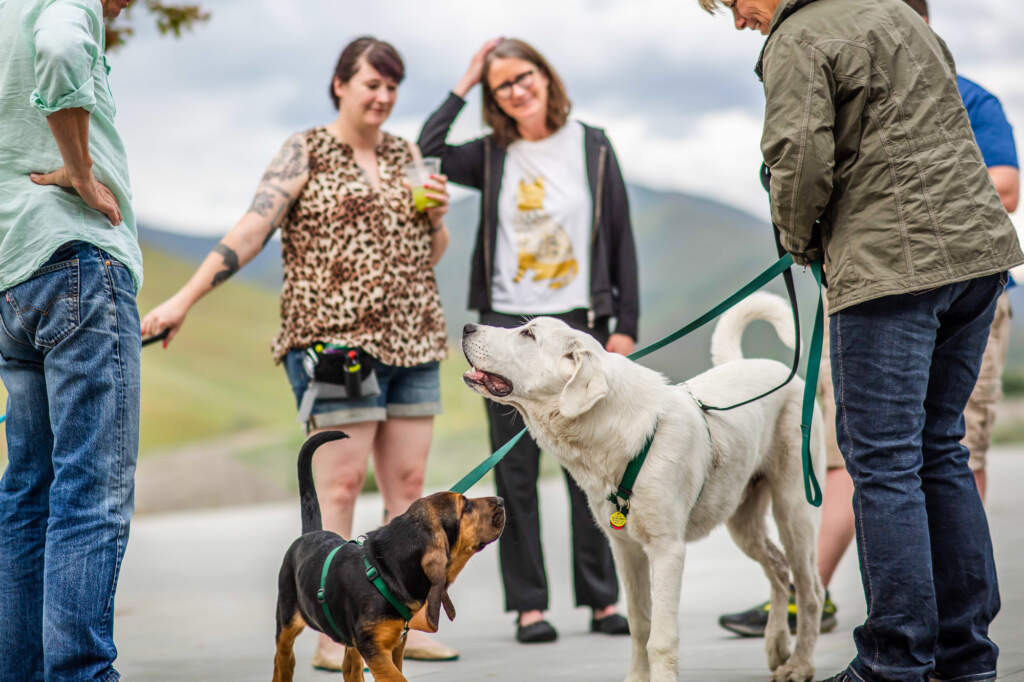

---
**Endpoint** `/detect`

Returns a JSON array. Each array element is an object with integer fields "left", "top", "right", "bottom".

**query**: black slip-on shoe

[
  {"left": 590, "top": 613, "right": 630, "bottom": 635},
  {"left": 515, "top": 619, "right": 558, "bottom": 643}
]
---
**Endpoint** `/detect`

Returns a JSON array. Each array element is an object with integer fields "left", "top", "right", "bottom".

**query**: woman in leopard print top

[{"left": 141, "top": 37, "right": 459, "bottom": 665}]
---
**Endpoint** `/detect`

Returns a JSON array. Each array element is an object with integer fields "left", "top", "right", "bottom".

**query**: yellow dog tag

[{"left": 609, "top": 511, "right": 627, "bottom": 530}]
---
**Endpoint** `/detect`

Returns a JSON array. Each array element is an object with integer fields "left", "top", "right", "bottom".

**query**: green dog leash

[{"left": 450, "top": 253, "right": 824, "bottom": 508}]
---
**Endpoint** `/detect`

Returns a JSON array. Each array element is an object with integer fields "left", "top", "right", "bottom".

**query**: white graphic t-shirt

[{"left": 491, "top": 121, "right": 591, "bottom": 315}]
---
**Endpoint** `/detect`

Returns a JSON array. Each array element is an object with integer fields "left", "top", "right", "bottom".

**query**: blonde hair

[{"left": 697, "top": 0, "right": 721, "bottom": 12}]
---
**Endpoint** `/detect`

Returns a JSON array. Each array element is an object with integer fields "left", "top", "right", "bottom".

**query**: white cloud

[{"left": 106, "top": 0, "right": 1024, "bottom": 235}]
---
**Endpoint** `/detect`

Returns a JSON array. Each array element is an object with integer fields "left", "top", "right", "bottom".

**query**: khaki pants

[
  {"left": 962, "top": 290, "right": 1011, "bottom": 471},
  {"left": 818, "top": 290, "right": 1011, "bottom": 471}
]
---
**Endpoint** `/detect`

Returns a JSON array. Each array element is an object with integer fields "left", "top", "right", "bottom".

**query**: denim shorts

[{"left": 283, "top": 349, "right": 441, "bottom": 429}]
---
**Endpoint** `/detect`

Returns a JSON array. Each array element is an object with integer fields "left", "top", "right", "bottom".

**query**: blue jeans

[
  {"left": 832, "top": 274, "right": 1003, "bottom": 682},
  {"left": 0, "top": 242, "right": 141, "bottom": 682}
]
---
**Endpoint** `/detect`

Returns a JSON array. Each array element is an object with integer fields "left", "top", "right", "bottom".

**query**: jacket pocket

[{"left": 6, "top": 260, "right": 81, "bottom": 348}]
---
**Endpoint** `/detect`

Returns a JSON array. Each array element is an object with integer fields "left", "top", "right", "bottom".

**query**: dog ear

[
  {"left": 442, "top": 591, "right": 456, "bottom": 621},
  {"left": 558, "top": 349, "right": 609, "bottom": 418},
  {"left": 419, "top": 542, "right": 450, "bottom": 632}
]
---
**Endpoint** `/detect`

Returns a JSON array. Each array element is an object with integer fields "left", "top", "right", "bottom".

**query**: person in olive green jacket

[{"left": 700, "top": 1, "right": 1024, "bottom": 681}]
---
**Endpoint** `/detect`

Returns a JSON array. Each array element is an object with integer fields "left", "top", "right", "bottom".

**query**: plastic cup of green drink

[{"left": 406, "top": 157, "right": 442, "bottom": 211}]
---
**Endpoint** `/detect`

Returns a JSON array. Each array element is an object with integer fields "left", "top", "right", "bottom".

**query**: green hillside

[
  {"left": 134, "top": 246, "right": 295, "bottom": 450},
  {"left": 0, "top": 245, "right": 503, "bottom": 490}
]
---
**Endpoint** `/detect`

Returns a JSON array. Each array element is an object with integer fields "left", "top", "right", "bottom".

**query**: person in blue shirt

[
  {"left": 958, "top": 74, "right": 1020, "bottom": 216},
  {"left": 955, "top": 69, "right": 1020, "bottom": 501},
  {"left": 717, "top": 0, "right": 1019, "bottom": 650}
]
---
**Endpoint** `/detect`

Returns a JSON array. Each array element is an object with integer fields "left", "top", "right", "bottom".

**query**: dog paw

[
  {"left": 770, "top": 661, "right": 814, "bottom": 682},
  {"left": 764, "top": 633, "right": 791, "bottom": 671}
]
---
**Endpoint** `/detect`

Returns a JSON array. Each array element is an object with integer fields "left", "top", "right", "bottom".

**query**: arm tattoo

[
  {"left": 247, "top": 183, "right": 293, "bottom": 248},
  {"left": 247, "top": 190, "right": 275, "bottom": 217},
  {"left": 261, "top": 135, "right": 308, "bottom": 183},
  {"left": 248, "top": 185, "right": 292, "bottom": 217},
  {"left": 211, "top": 243, "right": 239, "bottom": 287}
]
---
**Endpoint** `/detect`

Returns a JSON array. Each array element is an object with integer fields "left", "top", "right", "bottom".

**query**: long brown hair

[{"left": 481, "top": 39, "right": 571, "bottom": 148}]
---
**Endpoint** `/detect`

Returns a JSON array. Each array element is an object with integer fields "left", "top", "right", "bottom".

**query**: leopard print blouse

[{"left": 271, "top": 127, "right": 447, "bottom": 366}]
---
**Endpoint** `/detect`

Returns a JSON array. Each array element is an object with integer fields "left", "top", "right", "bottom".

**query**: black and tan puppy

[{"left": 273, "top": 431, "right": 505, "bottom": 682}]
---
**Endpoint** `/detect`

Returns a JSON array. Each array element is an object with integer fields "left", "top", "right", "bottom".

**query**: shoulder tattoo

[{"left": 261, "top": 134, "right": 308, "bottom": 183}]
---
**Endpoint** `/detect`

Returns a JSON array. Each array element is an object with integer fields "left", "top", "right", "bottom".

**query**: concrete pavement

[{"left": 114, "top": 448, "right": 1024, "bottom": 681}]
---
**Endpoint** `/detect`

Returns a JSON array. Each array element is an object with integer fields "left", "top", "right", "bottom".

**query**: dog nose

[
  {"left": 494, "top": 497, "right": 504, "bottom": 508},
  {"left": 463, "top": 323, "right": 477, "bottom": 337}
]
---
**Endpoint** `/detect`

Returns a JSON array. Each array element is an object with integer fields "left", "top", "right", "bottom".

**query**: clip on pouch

[{"left": 296, "top": 344, "right": 381, "bottom": 424}]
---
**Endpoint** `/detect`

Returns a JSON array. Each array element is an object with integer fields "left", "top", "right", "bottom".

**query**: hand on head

[{"left": 455, "top": 37, "right": 503, "bottom": 96}]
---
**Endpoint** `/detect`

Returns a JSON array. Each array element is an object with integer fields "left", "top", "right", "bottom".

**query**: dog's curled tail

[
  {"left": 710, "top": 291, "right": 795, "bottom": 366},
  {"left": 298, "top": 430, "right": 350, "bottom": 534}
]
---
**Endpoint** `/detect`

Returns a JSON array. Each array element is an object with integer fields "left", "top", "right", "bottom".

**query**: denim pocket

[{"left": 6, "top": 260, "right": 81, "bottom": 348}]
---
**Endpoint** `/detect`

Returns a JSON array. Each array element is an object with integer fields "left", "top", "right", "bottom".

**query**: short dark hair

[
  {"left": 481, "top": 38, "right": 571, "bottom": 149},
  {"left": 328, "top": 36, "right": 404, "bottom": 110},
  {"left": 902, "top": 0, "right": 928, "bottom": 19}
]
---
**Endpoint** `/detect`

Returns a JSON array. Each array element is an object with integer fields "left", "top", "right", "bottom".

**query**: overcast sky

[{"left": 107, "top": 0, "right": 1023, "bottom": 236}]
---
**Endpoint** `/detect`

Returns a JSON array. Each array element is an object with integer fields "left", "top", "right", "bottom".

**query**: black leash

[{"left": 141, "top": 329, "right": 170, "bottom": 347}]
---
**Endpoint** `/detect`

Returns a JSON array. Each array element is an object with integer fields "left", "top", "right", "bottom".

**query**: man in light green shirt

[
  {"left": 0, "top": 1, "right": 144, "bottom": 680},
  {"left": 0, "top": 0, "right": 142, "bottom": 290}
]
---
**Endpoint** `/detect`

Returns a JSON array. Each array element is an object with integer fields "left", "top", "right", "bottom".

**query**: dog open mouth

[{"left": 463, "top": 367, "right": 513, "bottom": 397}]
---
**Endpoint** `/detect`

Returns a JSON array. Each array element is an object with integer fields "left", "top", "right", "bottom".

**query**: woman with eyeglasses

[{"left": 418, "top": 37, "right": 639, "bottom": 644}]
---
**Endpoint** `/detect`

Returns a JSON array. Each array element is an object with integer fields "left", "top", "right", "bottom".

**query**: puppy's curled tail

[
  {"left": 298, "top": 430, "right": 349, "bottom": 534},
  {"left": 710, "top": 291, "right": 795, "bottom": 366}
]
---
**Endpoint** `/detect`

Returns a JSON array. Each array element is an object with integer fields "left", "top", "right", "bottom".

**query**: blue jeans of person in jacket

[
  {"left": 0, "top": 241, "right": 141, "bottom": 682},
  {"left": 832, "top": 273, "right": 1003, "bottom": 682}
]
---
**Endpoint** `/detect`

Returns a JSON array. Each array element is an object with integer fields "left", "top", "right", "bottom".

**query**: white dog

[{"left": 461, "top": 292, "right": 825, "bottom": 682}]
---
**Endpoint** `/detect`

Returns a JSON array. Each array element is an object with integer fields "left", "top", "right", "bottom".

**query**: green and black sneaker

[{"left": 718, "top": 589, "right": 837, "bottom": 637}]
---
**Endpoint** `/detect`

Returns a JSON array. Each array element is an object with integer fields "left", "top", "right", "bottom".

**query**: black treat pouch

[{"left": 303, "top": 344, "right": 377, "bottom": 398}]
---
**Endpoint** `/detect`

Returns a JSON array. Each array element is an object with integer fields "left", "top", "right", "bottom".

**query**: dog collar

[
  {"left": 317, "top": 539, "right": 412, "bottom": 644},
  {"left": 607, "top": 420, "right": 658, "bottom": 530}
]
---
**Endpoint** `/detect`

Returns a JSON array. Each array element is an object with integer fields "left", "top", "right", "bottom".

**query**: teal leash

[
  {"left": 801, "top": 261, "right": 825, "bottom": 506},
  {"left": 451, "top": 253, "right": 824, "bottom": 508},
  {"left": 627, "top": 253, "right": 796, "bottom": 361},
  {"left": 449, "top": 428, "right": 527, "bottom": 495}
]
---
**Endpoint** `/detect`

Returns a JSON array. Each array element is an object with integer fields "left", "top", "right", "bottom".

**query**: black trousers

[{"left": 479, "top": 309, "right": 620, "bottom": 613}]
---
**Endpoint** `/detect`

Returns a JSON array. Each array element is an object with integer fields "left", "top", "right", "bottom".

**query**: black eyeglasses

[{"left": 490, "top": 70, "right": 535, "bottom": 100}]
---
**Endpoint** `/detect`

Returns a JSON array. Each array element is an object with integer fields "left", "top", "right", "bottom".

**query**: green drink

[
  {"left": 412, "top": 186, "right": 441, "bottom": 211},
  {"left": 406, "top": 157, "right": 442, "bottom": 212}
]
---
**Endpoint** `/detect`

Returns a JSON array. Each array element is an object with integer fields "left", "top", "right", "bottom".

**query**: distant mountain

[
  {"left": 138, "top": 183, "right": 807, "bottom": 381},
  {"left": 138, "top": 183, "right": 1024, "bottom": 383}
]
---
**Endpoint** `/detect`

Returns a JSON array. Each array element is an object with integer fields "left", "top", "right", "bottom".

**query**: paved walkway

[{"left": 115, "top": 449, "right": 1024, "bottom": 681}]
